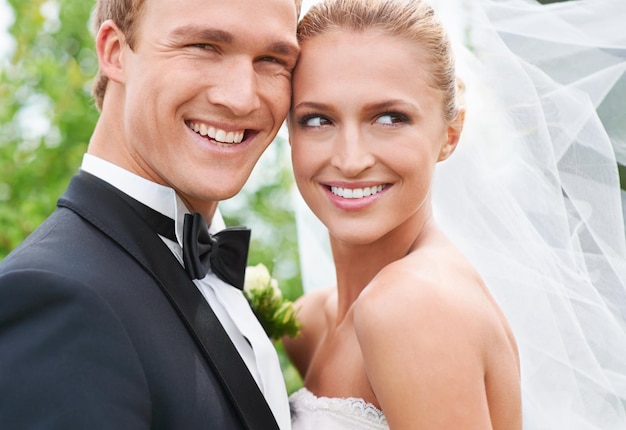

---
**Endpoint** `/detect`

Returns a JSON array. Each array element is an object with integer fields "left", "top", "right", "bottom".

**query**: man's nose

[{"left": 206, "top": 58, "right": 261, "bottom": 117}]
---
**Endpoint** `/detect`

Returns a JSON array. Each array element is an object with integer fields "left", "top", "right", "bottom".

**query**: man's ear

[
  {"left": 95, "top": 19, "right": 127, "bottom": 84},
  {"left": 438, "top": 108, "right": 465, "bottom": 162}
]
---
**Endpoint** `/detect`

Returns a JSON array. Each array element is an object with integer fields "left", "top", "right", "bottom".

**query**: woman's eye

[
  {"left": 376, "top": 113, "right": 407, "bottom": 125},
  {"left": 300, "top": 116, "right": 331, "bottom": 128}
]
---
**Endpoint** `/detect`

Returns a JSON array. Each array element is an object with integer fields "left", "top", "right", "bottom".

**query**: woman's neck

[{"left": 330, "top": 212, "right": 436, "bottom": 323}]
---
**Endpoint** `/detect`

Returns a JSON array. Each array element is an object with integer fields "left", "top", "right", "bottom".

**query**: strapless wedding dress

[{"left": 289, "top": 387, "right": 389, "bottom": 430}]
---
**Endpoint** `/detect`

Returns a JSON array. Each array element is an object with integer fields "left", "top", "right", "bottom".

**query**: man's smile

[{"left": 187, "top": 121, "right": 245, "bottom": 144}]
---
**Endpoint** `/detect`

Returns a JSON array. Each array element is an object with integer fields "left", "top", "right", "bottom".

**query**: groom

[{"left": 0, "top": 0, "right": 300, "bottom": 429}]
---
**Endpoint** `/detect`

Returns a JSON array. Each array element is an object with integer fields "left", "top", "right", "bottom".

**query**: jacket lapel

[{"left": 57, "top": 172, "right": 280, "bottom": 430}]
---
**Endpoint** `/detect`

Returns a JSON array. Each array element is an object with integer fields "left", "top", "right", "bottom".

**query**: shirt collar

[{"left": 80, "top": 153, "right": 225, "bottom": 244}]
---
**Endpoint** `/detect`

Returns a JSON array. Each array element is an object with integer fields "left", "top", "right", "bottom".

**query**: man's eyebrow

[
  {"left": 268, "top": 41, "right": 300, "bottom": 59},
  {"left": 169, "top": 26, "right": 233, "bottom": 44},
  {"left": 168, "top": 25, "right": 299, "bottom": 58}
]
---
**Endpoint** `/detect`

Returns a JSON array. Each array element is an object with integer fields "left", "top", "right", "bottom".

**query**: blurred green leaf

[{"left": 1, "top": 0, "right": 97, "bottom": 254}]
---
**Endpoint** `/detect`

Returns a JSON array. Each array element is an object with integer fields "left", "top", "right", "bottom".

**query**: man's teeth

[
  {"left": 189, "top": 122, "right": 245, "bottom": 144},
  {"left": 330, "top": 185, "right": 387, "bottom": 199}
]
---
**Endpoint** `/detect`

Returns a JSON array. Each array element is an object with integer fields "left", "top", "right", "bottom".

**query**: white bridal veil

[{"left": 294, "top": 0, "right": 626, "bottom": 428}]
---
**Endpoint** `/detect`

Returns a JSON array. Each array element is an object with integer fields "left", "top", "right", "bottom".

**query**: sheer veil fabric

[
  {"left": 435, "top": 1, "right": 626, "bottom": 427},
  {"left": 294, "top": 0, "right": 626, "bottom": 428}
]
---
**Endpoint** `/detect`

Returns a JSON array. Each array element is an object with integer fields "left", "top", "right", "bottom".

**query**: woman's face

[{"left": 289, "top": 29, "right": 459, "bottom": 245}]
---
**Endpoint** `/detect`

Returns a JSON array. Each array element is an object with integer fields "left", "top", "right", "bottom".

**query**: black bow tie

[
  {"left": 117, "top": 194, "right": 250, "bottom": 289},
  {"left": 181, "top": 212, "right": 250, "bottom": 289}
]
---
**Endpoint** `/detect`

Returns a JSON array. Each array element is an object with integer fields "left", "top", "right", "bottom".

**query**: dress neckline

[{"left": 290, "top": 387, "right": 388, "bottom": 426}]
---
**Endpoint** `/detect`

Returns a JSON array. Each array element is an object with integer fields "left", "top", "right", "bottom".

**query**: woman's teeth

[{"left": 330, "top": 185, "right": 387, "bottom": 199}]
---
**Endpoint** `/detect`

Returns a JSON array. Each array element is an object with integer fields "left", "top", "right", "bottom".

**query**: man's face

[{"left": 112, "top": 0, "right": 298, "bottom": 214}]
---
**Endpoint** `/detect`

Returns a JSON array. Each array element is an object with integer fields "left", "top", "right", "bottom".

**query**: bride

[
  {"left": 284, "top": 0, "right": 521, "bottom": 428},
  {"left": 284, "top": 0, "right": 626, "bottom": 429}
]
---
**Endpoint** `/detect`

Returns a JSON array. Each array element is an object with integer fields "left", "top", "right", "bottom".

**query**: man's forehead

[{"left": 140, "top": 0, "right": 298, "bottom": 44}]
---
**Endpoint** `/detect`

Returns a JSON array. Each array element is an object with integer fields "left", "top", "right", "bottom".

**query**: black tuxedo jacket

[{"left": 0, "top": 172, "right": 279, "bottom": 430}]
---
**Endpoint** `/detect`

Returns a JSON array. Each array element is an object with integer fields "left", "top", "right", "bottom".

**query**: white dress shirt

[{"left": 80, "top": 154, "right": 291, "bottom": 430}]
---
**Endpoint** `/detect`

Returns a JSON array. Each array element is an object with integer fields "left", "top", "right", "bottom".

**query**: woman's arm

[{"left": 282, "top": 287, "right": 333, "bottom": 379}]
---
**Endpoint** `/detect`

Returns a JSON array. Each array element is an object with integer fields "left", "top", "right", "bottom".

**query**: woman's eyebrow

[{"left": 292, "top": 101, "right": 332, "bottom": 111}]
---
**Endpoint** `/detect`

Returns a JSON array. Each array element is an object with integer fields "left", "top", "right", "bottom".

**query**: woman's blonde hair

[{"left": 297, "top": 0, "right": 460, "bottom": 122}]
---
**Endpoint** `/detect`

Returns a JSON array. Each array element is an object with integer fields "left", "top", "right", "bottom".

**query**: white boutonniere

[{"left": 244, "top": 263, "right": 301, "bottom": 341}]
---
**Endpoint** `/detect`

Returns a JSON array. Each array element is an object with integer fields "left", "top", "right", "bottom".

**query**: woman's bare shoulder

[
  {"left": 355, "top": 252, "right": 512, "bottom": 357},
  {"left": 352, "top": 256, "right": 519, "bottom": 428}
]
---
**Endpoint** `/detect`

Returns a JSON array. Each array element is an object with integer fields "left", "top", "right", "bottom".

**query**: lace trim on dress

[{"left": 290, "top": 387, "right": 389, "bottom": 428}]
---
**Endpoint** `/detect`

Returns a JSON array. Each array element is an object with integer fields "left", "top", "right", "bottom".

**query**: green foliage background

[
  {"left": 0, "top": 0, "right": 98, "bottom": 253},
  {"left": 0, "top": 0, "right": 303, "bottom": 392}
]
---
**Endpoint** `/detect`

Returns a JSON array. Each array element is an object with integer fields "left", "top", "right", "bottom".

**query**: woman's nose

[{"left": 330, "top": 127, "right": 376, "bottom": 177}]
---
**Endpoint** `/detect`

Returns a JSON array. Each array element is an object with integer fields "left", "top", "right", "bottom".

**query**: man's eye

[
  {"left": 259, "top": 56, "right": 281, "bottom": 64},
  {"left": 190, "top": 43, "right": 217, "bottom": 51}
]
